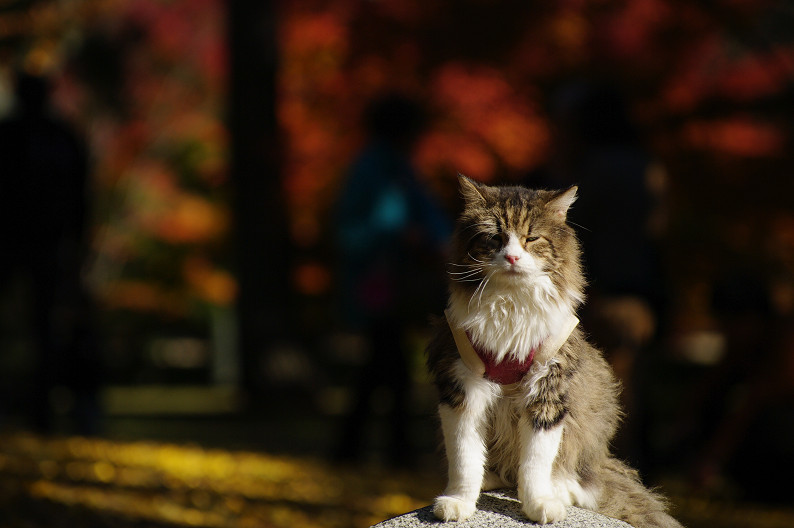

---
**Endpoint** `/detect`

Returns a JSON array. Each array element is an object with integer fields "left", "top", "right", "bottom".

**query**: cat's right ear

[
  {"left": 547, "top": 186, "right": 578, "bottom": 221},
  {"left": 458, "top": 173, "right": 488, "bottom": 208}
]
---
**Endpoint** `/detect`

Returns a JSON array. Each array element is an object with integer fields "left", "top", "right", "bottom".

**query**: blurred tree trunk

[{"left": 228, "top": 0, "right": 288, "bottom": 396}]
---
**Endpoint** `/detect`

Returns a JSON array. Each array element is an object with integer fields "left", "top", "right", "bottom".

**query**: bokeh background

[{"left": 0, "top": 1, "right": 793, "bottom": 527}]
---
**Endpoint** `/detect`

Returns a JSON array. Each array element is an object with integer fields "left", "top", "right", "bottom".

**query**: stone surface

[{"left": 372, "top": 490, "right": 634, "bottom": 528}]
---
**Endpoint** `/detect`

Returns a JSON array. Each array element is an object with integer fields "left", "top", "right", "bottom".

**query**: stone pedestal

[{"left": 372, "top": 490, "right": 634, "bottom": 528}]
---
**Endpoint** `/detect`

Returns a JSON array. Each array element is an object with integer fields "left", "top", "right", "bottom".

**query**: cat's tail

[{"left": 596, "top": 457, "right": 684, "bottom": 528}]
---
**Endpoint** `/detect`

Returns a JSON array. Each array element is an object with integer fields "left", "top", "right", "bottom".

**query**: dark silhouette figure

[
  {"left": 0, "top": 72, "right": 98, "bottom": 434},
  {"left": 334, "top": 94, "right": 451, "bottom": 466},
  {"left": 527, "top": 82, "right": 668, "bottom": 473},
  {"left": 675, "top": 265, "right": 794, "bottom": 503}
]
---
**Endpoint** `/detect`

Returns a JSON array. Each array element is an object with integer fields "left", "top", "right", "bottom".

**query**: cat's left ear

[
  {"left": 458, "top": 173, "right": 488, "bottom": 208},
  {"left": 546, "top": 186, "right": 578, "bottom": 221}
]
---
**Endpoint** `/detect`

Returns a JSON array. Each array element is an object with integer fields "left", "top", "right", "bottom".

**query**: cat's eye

[
  {"left": 484, "top": 236, "right": 501, "bottom": 250},
  {"left": 525, "top": 236, "right": 540, "bottom": 243}
]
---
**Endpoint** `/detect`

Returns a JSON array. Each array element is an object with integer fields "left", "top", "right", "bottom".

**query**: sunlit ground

[
  {"left": 0, "top": 431, "right": 440, "bottom": 528},
  {"left": 0, "top": 431, "right": 793, "bottom": 528}
]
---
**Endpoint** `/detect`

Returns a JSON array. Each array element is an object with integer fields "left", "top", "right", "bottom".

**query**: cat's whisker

[
  {"left": 449, "top": 274, "right": 482, "bottom": 283},
  {"left": 477, "top": 272, "right": 495, "bottom": 307},
  {"left": 447, "top": 260, "right": 486, "bottom": 283},
  {"left": 452, "top": 277, "right": 484, "bottom": 283},
  {"left": 448, "top": 261, "right": 487, "bottom": 268},
  {"left": 467, "top": 253, "right": 488, "bottom": 265},
  {"left": 566, "top": 220, "right": 591, "bottom": 232},
  {"left": 447, "top": 264, "right": 482, "bottom": 272},
  {"left": 469, "top": 270, "right": 495, "bottom": 309},
  {"left": 466, "top": 230, "right": 499, "bottom": 246},
  {"left": 447, "top": 267, "right": 479, "bottom": 273},
  {"left": 468, "top": 278, "right": 484, "bottom": 310},
  {"left": 465, "top": 234, "right": 482, "bottom": 245},
  {"left": 461, "top": 222, "right": 495, "bottom": 232},
  {"left": 450, "top": 274, "right": 482, "bottom": 282},
  {"left": 447, "top": 268, "right": 482, "bottom": 276}
]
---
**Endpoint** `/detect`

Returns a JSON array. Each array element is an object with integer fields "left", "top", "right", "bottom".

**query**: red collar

[
  {"left": 467, "top": 332, "right": 537, "bottom": 385},
  {"left": 444, "top": 309, "right": 578, "bottom": 386}
]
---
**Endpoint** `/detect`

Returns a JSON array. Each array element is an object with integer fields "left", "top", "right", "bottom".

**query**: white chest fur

[{"left": 448, "top": 274, "right": 573, "bottom": 364}]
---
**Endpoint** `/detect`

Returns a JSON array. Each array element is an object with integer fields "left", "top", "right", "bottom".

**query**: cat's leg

[
  {"left": 558, "top": 474, "right": 599, "bottom": 510},
  {"left": 433, "top": 368, "right": 497, "bottom": 522},
  {"left": 481, "top": 470, "right": 508, "bottom": 491},
  {"left": 517, "top": 417, "right": 567, "bottom": 524},
  {"left": 433, "top": 404, "right": 486, "bottom": 521}
]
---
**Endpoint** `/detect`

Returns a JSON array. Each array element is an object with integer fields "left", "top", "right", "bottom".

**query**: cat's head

[{"left": 448, "top": 175, "right": 585, "bottom": 309}]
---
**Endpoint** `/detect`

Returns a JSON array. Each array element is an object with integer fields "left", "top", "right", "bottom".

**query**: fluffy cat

[{"left": 425, "top": 176, "right": 682, "bottom": 528}]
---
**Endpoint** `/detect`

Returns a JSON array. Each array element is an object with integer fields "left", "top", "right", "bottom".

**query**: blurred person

[
  {"left": 679, "top": 265, "right": 794, "bottom": 502},
  {"left": 334, "top": 93, "right": 451, "bottom": 466},
  {"left": 526, "top": 82, "right": 668, "bottom": 473},
  {"left": 0, "top": 71, "right": 98, "bottom": 434}
]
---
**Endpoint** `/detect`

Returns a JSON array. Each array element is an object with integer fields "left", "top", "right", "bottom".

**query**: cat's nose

[{"left": 505, "top": 254, "right": 520, "bottom": 265}]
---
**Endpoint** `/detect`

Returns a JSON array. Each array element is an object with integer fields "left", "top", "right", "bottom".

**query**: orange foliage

[
  {"left": 549, "top": 10, "right": 590, "bottom": 62},
  {"left": 602, "top": 0, "right": 672, "bottom": 60},
  {"left": 123, "top": 0, "right": 227, "bottom": 82},
  {"left": 661, "top": 36, "right": 723, "bottom": 113},
  {"left": 716, "top": 49, "right": 793, "bottom": 101},
  {"left": 426, "top": 63, "right": 549, "bottom": 177},
  {"left": 293, "top": 263, "right": 332, "bottom": 297},
  {"left": 281, "top": 10, "right": 349, "bottom": 58},
  {"left": 27, "top": 0, "right": 792, "bottom": 317},
  {"left": 279, "top": 8, "right": 355, "bottom": 249},
  {"left": 663, "top": 39, "right": 794, "bottom": 112},
  {"left": 414, "top": 132, "right": 496, "bottom": 182},
  {"left": 683, "top": 118, "right": 785, "bottom": 158},
  {"left": 184, "top": 257, "right": 238, "bottom": 306},
  {"left": 152, "top": 195, "right": 229, "bottom": 245},
  {"left": 125, "top": 162, "right": 229, "bottom": 244},
  {"left": 101, "top": 281, "right": 187, "bottom": 316}
]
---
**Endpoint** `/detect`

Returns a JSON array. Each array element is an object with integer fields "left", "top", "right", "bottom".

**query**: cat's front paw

[
  {"left": 433, "top": 495, "right": 476, "bottom": 522},
  {"left": 522, "top": 496, "right": 567, "bottom": 524}
]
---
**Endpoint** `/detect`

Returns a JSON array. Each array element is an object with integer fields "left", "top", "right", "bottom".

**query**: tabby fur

[{"left": 425, "top": 176, "right": 682, "bottom": 528}]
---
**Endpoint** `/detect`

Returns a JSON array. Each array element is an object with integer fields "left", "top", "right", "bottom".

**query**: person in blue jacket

[{"left": 335, "top": 94, "right": 451, "bottom": 466}]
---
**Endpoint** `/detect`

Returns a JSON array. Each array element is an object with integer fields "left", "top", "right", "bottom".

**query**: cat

[{"left": 425, "top": 175, "right": 682, "bottom": 528}]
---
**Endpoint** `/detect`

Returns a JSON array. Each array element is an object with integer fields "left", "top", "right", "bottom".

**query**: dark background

[{"left": 0, "top": 1, "right": 793, "bottom": 527}]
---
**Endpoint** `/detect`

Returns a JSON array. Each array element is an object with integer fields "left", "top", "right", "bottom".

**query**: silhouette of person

[
  {"left": 334, "top": 93, "right": 451, "bottom": 466},
  {"left": 526, "top": 82, "right": 668, "bottom": 473},
  {"left": 678, "top": 262, "right": 794, "bottom": 502},
  {"left": 0, "top": 71, "right": 98, "bottom": 434}
]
